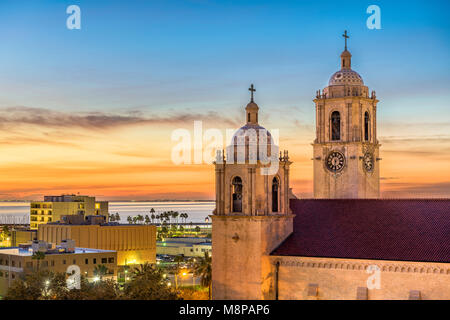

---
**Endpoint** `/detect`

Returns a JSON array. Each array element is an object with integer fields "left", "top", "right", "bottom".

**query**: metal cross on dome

[
  {"left": 342, "top": 30, "right": 349, "bottom": 51},
  {"left": 248, "top": 84, "right": 256, "bottom": 102}
]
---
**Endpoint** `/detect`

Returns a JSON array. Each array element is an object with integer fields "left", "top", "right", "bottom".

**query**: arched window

[
  {"left": 232, "top": 176, "right": 242, "bottom": 213},
  {"left": 272, "top": 177, "right": 279, "bottom": 212},
  {"left": 364, "top": 112, "right": 370, "bottom": 141},
  {"left": 331, "top": 111, "right": 340, "bottom": 141}
]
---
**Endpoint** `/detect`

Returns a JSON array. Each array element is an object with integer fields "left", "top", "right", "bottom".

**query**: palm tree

[
  {"left": 32, "top": 251, "right": 46, "bottom": 272},
  {"left": 132, "top": 262, "right": 154, "bottom": 278},
  {"left": 163, "top": 212, "right": 170, "bottom": 225},
  {"left": 93, "top": 264, "right": 108, "bottom": 280},
  {"left": 172, "top": 211, "right": 179, "bottom": 228},
  {"left": 150, "top": 208, "right": 155, "bottom": 224},
  {"left": 194, "top": 252, "right": 212, "bottom": 299}
]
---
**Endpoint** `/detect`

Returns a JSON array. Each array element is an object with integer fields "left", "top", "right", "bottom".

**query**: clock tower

[{"left": 313, "top": 31, "right": 380, "bottom": 199}]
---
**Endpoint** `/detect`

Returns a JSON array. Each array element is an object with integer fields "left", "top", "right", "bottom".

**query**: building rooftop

[
  {"left": 0, "top": 247, "right": 115, "bottom": 256},
  {"left": 271, "top": 199, "right": 450, "bottom": 263}
]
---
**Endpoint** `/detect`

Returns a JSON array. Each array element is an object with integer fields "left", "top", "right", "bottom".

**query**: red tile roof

[{"left": 271, "top": 199, "right": 450, "bottom": 263}]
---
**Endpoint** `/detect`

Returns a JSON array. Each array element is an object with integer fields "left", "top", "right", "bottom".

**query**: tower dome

[
  {"left": 328, "top": 68, "right": 364, "bottom": 86},
  {"left": 227, "top": 85, "right": 278, "bottom": 162}
]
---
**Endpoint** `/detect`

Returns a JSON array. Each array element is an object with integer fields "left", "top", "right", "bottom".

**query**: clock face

[
  {"left": 363, "top": 152, "right": 374, "bottom": 172},
  {"left": 326, "top": 151, "right": 345, "bottom": 173}
]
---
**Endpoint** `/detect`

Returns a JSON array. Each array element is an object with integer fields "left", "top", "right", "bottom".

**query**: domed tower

[
  {"left": 212, "top": 85, "right": 294, "bottom": 300},
  {"left": 313, "top": 31, "right": 380, "bottom": 199}
]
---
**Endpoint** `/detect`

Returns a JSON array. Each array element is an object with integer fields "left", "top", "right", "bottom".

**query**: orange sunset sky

[{"left": 0, "top": 1, "right": 449, "bottom": 200}]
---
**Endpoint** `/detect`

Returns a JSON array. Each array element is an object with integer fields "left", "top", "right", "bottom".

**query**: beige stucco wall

[
  {"left": 212, "top": 215, "right": 293, "bottom": 300},
  {"left": 269, "top": 256, "right": 450, "bottom": 300}
]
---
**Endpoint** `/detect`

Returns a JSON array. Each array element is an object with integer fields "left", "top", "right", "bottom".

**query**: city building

[
  {"left": 0, "top": 240, "right": 117, "bottom": 296},
  {"left": 212, "top": 34, "right": 450, "bottom": 300},
  {"left": 38, "top": 219, "right": 156, "bottom": 266},
  {"left": 30, "top": 195, "right": 109, "bottom": 230},
  {"left": 11, "top": 228, "right": 37, "bottom": 247},
  {"left": 157, "top": 237, "right": 211, "bottom": 257}
]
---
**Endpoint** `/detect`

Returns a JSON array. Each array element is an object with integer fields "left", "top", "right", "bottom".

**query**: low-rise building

[
  {"left": 38, "top": 219, "right": 156, "bottom": 266},
  {"left": 157, "top": 237, "right": 212, "bottom": 257},
  {"left": 0, "top": 240, "right": 117, "bottom": 296},
  {"left": 11, "top": 229, "right": 37, "bottom": 247},
  {"left": 30, "top": 195, "right": 109, "bottom": 230}
]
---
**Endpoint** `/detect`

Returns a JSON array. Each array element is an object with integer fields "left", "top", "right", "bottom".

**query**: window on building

[
  {"left": 272, "top": 177, "right": 279, "bottom": 212},
  {"left": 108, "top": 258, "right": 114, "bottom": 264},
  {"left": 51, "top": 260, "right": 55, "bottom": 267},
  {"left": 63, "top": 260, "right": 66, "bottom": 265},
  {"left": 73, "top": 259, "right": 76, "bottom": 265},
  {"left": 11, "top": 261, "right": 15, "bottom": 267},
  {"left": 331, "top": 111, "right": 341, "bottom": 141},
  {"left": 364, "top": 111, "right": 370, "bottom": 141},
  {"left": 93, "top": 258, "right": 97, "bottom": 264},
  {"left": 232, "top": 176, "right": 243, "bottom": 213},
  {"left": 102, "top": 258, "right": 107, "bottom": 264},
  {"left": 85, "top": 259, "right": 88, "bottom": 265},
  {"left": 26, "top": 262, "right": 33, "bottom": 268},
  {"left": 0, "top": 271, "right": 3, "bottom": 277}
]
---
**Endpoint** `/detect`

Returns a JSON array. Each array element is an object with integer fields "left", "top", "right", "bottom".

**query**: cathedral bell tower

[
  {"left": 212, "top": 85, "right": 294, "bottom": 300},
  {"left": 313, "top": 31, "right": 380, "bottom": 198}
]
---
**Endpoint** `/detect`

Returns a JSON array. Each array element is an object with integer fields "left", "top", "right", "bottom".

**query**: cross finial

[
  {"left": 342, "top": 30, "right": 349, "bottom": 51},
  {"left": 248, "top": 84, "right": 256, "bottom": 102}
]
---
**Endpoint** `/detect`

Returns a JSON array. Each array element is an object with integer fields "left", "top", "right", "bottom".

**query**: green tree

[
  {"left": 144, "top": 215, "right": 150, "bottom": 225},
  {"left": 109, "top": 214, "right": 115, "bottom": 222},
  {"left": 2, "top": 225, "right": 10, "bottom": 239},
  {"left": 93, "top": 264, "right": 108, "bottom": 280},
  {"left": 150, "top": 208, "right": 156, "bottom": 224},
  {"left": 172, "top": 211, "right": 179, "bottom": 228},
  {"left": 115, "top": 212, "right": 121, "bottom": 222},
  {"left": 32, "top": 251, "right": 46, "bottom": 272},
  {"left": 194, "top": 252, "right": 212, "bottom": 300},
  {"left": 127, "top": 216, "right": 133, "bottom": 224},
  {"left": 124, "top": 263, "right": 179, "bottom": 300}
]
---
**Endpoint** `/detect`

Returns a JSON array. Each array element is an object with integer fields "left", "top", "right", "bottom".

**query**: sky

[{"left": 0, "top": 0, "right": 449, "bottom": 200}]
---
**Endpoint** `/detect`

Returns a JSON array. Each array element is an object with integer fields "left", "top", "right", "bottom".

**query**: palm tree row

[{"left": 123, "top": 209, "right": 189, "bottom": 227}]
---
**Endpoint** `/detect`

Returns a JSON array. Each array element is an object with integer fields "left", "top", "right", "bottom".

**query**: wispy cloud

[{"left": 0, "top": 106, "right": 240, "bottom": 130}]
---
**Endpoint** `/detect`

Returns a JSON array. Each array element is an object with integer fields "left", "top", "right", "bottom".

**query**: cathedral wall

[
  {"left": 270, "top": 256, "right": 450, "bottom": 300},
  {"left": 212, "top": 215, "right": 293, "bottom": 300}
]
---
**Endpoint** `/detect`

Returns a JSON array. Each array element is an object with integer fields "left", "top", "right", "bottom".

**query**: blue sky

[{"left": 0, "top": 0, "right": 448, "bottom": 116}]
